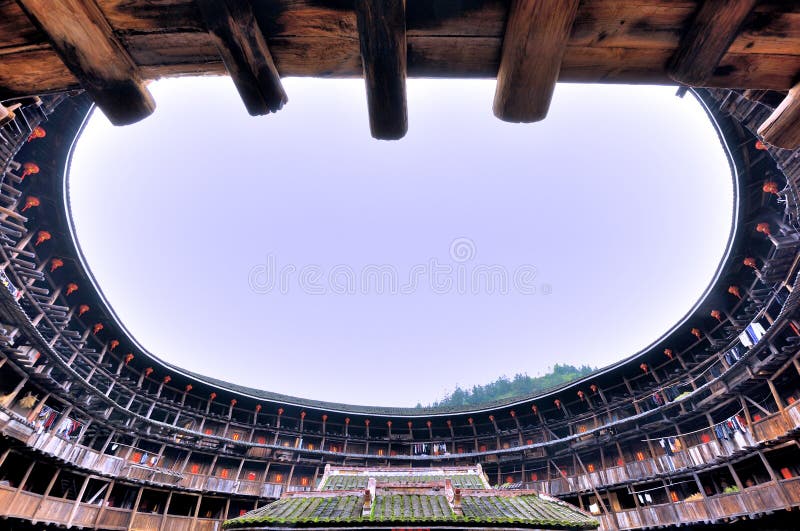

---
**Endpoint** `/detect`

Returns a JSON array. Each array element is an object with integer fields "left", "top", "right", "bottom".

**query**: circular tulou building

[{"left": 1, "top": 1, "right": 800, "bottom": 530}]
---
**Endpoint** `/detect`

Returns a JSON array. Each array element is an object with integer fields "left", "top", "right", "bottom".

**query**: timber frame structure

[
  {"left": 0, "top": 1, "right": 798, "bottom": 142},
  {"left": 2, "top": 2, "right": 800, "bottom": 531}
]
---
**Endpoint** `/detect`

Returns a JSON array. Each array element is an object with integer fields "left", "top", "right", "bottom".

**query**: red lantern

[
  {"left": 344, "top": 417, "right": 350, "bottom": 425},
  {"left": 209, "top": 392, "right": 217, "bottom": 401},
  {"left": 755, "top": 140, "right": 768, "bottom": 150},
  {"left": 66, "top": 283, "right": 78, "bottom": 295},
  {"left": 743, "top": 257, "right": 757, "bottom": 269},
  {"left": 386, "top": 420, "right": 392, "bottom": 427},
  {"left": 277, "top": 408, "right": 284, "bottom": 416},
  {"left": 554, "top": 399, "right": 561, "bottom": 408},
  {"left": 691, "top": 328, "right": 702, "bottom": 339},
  {"left": 92, "top": 323, "right": 103, "bottom": 335},
  {"left": 185, "top": 384, "right": 192, "bottom": 392},
  {"left": 124, "top": 353, "right": 134, "bottom": 364},
  {"left": 531, "top": 404, "right": 538, "bottom": 413},
  {"left": 488, "top": 415, "right": 495, "bottom": 422},
  {"left": 364, "top": 419, "right": 370, "bottom": 426},
  {"left": 728, "top": 285, "right": 742, "bottom": 299},
  {"left": 21, "top": 162, "right": 39, "bottom": 180},
  {"left": 468, "top": 417, "right": 474, "bottom": 424},
  {"left": 590, "top": 384, "right": 598, "bottom": 393},
  {"left": 78, "top": 304, "right": 89, "bottom": 316},
  {"left": 50, "top": 258, "right": 64, "bottom": 272},
  {"left": 763, "top": 181, "right": 779, "bottom": 195},
  {"left": 640, "top": 363, "right": 648, "bottom": 373},
  {"left": 22, "top": 196, "right": 40, "bottom": 212},
  {"left": 664, "top": 348, "right": 673, "bottom": 359},
  {"left": 710, "top": 310, "right": 722, "bottom": 322},
  {"left": 756, "top": 222, "right": 771, "bottom": 236},
  {"left": 27, "top": 126, "right": 46, "bottom": 141},
  {"left": 35, "top": 230, "right": 50, "bottom": 246},
  {"left": 256, "top": 404, "right": 262, "bottom": 413},
  {"left": 163, "top": 375, "right": 171, "bottom": 384},
  {"left": 446, "top": 419, "right": 452, "bottom": 426},
  {"left": 300, "top": 411, "right": 306, "bottom": 419},
  {"left": 230, "top": 399, "right": 237, "bottom": 407},
  {"left": 426, "top": 420, "right": 432, "bottom": 427},
  {"left": 144, "top": 367, "right": 153, "bottom": 377},
  {"left": 109, "top": 339, "right": 119, "bottom": 350}
]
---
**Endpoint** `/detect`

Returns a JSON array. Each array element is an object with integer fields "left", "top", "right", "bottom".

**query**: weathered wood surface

[
  {"left": 355, "top": 0, "right": 407, "bottom": 139},
  {"left": 0, "top": 0, "right": 796, "bottom": 91},
  {"left": 758, "top": 82, "right": 800, "bottom": 150},
  {"left": 494, "top": 0, "right": 580, "bottom": 122},
  {"left": 15, "top": 0, "right": 154, "bottom": 125},
  {"left": 0, "top": 0, "right": 796, "bottom": 137},
  {"left": 668, "top": 0, "right": 758, "bottom": 86},
  {"left": 196, "top": 0, "right": 287, "bottom": 115}
]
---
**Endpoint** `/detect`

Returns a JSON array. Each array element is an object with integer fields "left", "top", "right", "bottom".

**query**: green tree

[{"left": 419, "top": 365, "right": 596, "bottom": 408}]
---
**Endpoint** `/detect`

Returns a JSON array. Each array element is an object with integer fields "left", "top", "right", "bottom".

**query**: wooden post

[
  {"left": 16, "top": 0, "right": 155, "bottom": 125},
  {"left": 668, "top": 0, "right": 757, "bottom": 86},
  {"left": 126, "top": 486, "right": 144, "bottom": 531},
  {"left": 767, "top": 378, "right": 785, "bottom": 415},
  {"left": 354, "top": 0, "right": 408, "bottom": 140},
  {"left": 31, "top": 467, "right": 60, "bottom": 522},
  {"left": 758, "top": 82, "right": 800, "bottom": 150},
  {"left": 66, "top": 474, "right": 92, "bottom": 527},
  {"left": 10, "top": 461, "right": 35, "bottom": 507},
  {"left": 157, "top": 491, "right": 173, "bottom": 531},
  {"left": 196, "top": 0, "right": 287, "bottom": 116},
  {"left": 93, "top": 479, "right": 114, "bottom": 528},
  {"left": 493, "top": 0, "right": 580, "bottom": 122}
]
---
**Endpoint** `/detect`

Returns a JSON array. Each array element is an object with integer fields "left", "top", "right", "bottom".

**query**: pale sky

[{"left": 68, "top": 77, "right": 733, "bottom": 407}]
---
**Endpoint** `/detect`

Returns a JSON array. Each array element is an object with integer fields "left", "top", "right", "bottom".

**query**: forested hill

[{"left": 418, "top": 364, "right": 597, "bottom": 408}]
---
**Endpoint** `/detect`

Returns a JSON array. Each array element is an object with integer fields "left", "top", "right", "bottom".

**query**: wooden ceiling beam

[
  {"left": 758, "top": 82, "right": 800, "bottom": 150},
  {"left": 196, "top": 0, "right": 287, "bottom": 116},
  {"left": 668, "top": 0, "right": 757, "bottom": 86},
  {"left": 15, "top": 0, "right": 154, "bottom": 126},
  {"left": 493, "top": 0, "right": 580, "bottom": 123},
  {"left": 354, "top": 0, "right": 408, "bottom": 140}
]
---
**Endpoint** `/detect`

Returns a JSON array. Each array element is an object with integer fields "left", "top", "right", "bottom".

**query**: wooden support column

[
  {"left": 93, "top": 480, "right": 114, "bottom": 528},
  {"left": 668, "top": 0, "right": 757, "bottom": 86},
  {"left": 758, "top": 82, "right": 800, "bottom": 150},
  {"left": 126, "top": 487, "right": 144, "bottom": 531},
  {"left": 767, "top": 378, "right": 785, "bottom": 415},
  {"left": 493, "top": 0, "right": 580, "bottom": 123},
  {"left": 196, "top": 0, "right": 287, "bottom": 116},
  {"left": 16, "top": 0, "right": 155, "bottom": 125},
  {"left": 354, "top": 0, "right": 408, "bottom": 140},
  {"left": 66, "top": 474, "right": 92, "bottom": 527}
]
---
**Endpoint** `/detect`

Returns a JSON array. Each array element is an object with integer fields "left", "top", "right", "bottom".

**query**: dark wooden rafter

[
  {"left": 354, "top": 0, "right": 407, "bottom": 140},
  {"left": 196, "top": 0, "right": 287, "bottom": 116},
  {"left": 668, "top": 0, "right": 757, "bottom": 86},
  {"left": 493, "top": 0, "right": 580, "bottom": 123},
  {"left": 758, "top": 82, "right": 800, "bottom": 150},
  {"left": 15, "top": 0, "right": 154, "bottom": 126}
]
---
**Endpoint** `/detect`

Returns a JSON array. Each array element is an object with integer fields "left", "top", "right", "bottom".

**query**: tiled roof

[
  {"left": 372, "top": 494, "right": 452, "bottom": 519},
  {"left": 230, "top": 495, "right": 363, "bottom": 524},
  {"left": 224, "top": 493, "right": 598, "bottom": 530},
  {"left": 461, "top": 494, "right": 594, "bottom": 527},
  {"left": 320, "top": 474, "right": 485, "bottom": 490}
]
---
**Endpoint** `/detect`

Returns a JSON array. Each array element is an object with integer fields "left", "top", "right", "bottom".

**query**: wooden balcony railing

[{"left": 598, "top": 478, "right": 800, "bottom": 530}]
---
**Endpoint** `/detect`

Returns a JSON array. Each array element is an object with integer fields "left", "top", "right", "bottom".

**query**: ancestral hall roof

[{"left": 223, "top": 466, "right": 599, "bottom": 530}]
